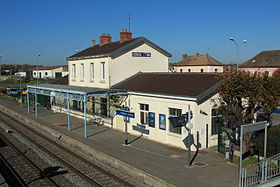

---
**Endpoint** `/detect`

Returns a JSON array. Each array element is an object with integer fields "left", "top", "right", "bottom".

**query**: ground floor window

[
  {"left": 100, "top": 98, "right": 107, "bottom": 116},
  {"left": 140, "top": 103, "right": 149, "bottom": 125},
  {"left": 211, "top": 109, "right": 222, "bottom": 135},
  {"left": 169, "top": 108, "right": 182, "bottom": 134}
]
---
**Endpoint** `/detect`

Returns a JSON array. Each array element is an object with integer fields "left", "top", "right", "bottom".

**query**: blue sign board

[
  {"left": 120, "top": 106, "right": 130, "bottom": 111},
  {"left": 116, "top": 110, "right": 135, "bottom": 118},
  {"left": 159, "top": 114, "right": 166, "bottom": 130},
  {"left": 132, "top": 124, "right": 149, "bottom": 135}
]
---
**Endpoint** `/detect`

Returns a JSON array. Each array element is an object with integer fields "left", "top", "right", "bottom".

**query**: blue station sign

[{"left": 116, "top": 110, "right": 135, "bottom": 118}]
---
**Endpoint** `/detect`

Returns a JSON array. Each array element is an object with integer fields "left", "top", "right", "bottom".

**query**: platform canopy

[
  {"left": 26, "top": 84, "right": 128, "bottom": 138},
  {"left": 27, "top": 84, "right": 128, "bottom": 101}
]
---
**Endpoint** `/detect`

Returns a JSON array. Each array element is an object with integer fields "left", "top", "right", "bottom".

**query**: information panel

[{"left": 132, "top": 52, "right": 151, "bottom": 57}]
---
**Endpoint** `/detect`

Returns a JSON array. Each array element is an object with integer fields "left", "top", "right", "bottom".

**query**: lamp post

[
  {"left": 0, "top": 55, "right": 2, "bottom": 76},
  {"left": 35, "top": 54, "right": 41, "bottom": 117},
  {"left": 229, "top": 37, "right": 247, "bottom": 71}
]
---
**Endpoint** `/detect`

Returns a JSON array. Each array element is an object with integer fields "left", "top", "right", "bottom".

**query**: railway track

[
  {"left": 0, "top": 134, "right": 59, "bottom": 186},
  {"left": 0, "top": 111, "right": 134, "bottom": 187}
]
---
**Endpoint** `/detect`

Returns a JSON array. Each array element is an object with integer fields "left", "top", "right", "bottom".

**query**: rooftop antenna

[{"left": 128, "top": 13, "right": 132, "bottom": 31}]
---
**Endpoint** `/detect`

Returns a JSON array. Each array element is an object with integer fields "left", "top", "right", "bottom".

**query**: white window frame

[
  {"left": 140, "top": 103, "right": 149, "bottom": 125},
  {"left": 169, "top": 108, "right": 182, "bottom": 134},
  {"left": 80, "top": 63, "right": 84, "bottom": 80},
  {"left": 72, "top": 64, "right": 76, "bottom": 79},
  {"left": 100, "top": 62, "right": 105, "bottom": 80},
  {"left": 90, "top": 63, "right": 94, "bottom": 80}
]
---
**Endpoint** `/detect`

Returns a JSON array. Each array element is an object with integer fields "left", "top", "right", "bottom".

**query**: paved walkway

[{"left": 0, "top": 97, "right": 238, "bottom": 187}]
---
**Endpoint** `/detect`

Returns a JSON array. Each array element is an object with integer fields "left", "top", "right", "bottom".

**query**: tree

[{"left": 215, "top": 70, "right": 280, "bottom": 153}]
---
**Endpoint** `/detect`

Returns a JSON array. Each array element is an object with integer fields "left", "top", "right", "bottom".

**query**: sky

[{"left": 1, "top": 0, "right": 280, "bottom": 66}]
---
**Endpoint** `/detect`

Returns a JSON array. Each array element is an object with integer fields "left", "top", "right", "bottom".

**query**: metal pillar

[
  {"left": 239, "top": 127, "right": 243, "bottom": 187},
  {"left": 264, "top": 125, "right": 267, "bottom": 159},
  {"left": 27, "top": 91, "right": 30, "bottom": 113},
  {"left": 35, "top": 88, "right": 38, "bottom": 117},
  {"left": 83, "top": 95, "right": 87, "bottom": 138},
  {"left": 67, "top": 93, "right": 71, "bottom": 131},
  {"left": 125, "top": 116, "right": 128, "bottom": 145},
  {"left": 187, "top": 105, "right": 192, "bottom": 167}
]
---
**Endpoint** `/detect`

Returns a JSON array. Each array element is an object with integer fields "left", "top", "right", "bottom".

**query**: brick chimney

[
  {"left": 100, "top": 33, "right": 112, "bottom": 44},
  {"left": 120, "top": 29, "right": 132, "bottom": 41}
]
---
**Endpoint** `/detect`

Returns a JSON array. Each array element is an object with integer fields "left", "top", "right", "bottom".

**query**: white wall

[
  {"left": 113, "top": 93, "right": 219, "bottom": 150},
  {"left": 68, "top": 43, "right": 169, "bottom": 88},
  {"left": 68, "top": 57, "right": 110, "bottom": 88},
  {"left": 174, "top": 65, "right": 223, "bottom": 73},
  {"left": 111, "top": 43, "right": 169, "bottom": 86},
  {"left": 33, "top": 70, "right": 53, "bottom": 79}
]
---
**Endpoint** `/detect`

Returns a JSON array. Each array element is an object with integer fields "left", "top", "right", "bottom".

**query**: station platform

[{"left": 0, "top": 97, "right": 238, "bottom": 187}]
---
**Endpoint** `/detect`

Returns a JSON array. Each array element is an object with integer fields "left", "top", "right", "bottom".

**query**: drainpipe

[{"left": 108, "top": 57, "right": 112, "bottom": 88}]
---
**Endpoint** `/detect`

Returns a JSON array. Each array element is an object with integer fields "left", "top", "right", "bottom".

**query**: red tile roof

[
  {"left": 174, "top": 53, "right": 222, "bottom": 66},
  {"left": 240, "top": 50, "right": 280, "bottom": 68},
  {"left": 67, "top": 37, "right": 172, "bottom": 60},
  {"left": 32, "top": 65, "right": 66, "bottom": 71}
]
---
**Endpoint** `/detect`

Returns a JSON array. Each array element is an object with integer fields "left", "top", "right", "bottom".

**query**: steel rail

[
  {"left": 0, "top": 133, "right": 59, "bottom": 186},
  {"left": 0, "top": 151, "right": 27, "bottom": 187},
  {"left": 0, "top": 111, "right": 133, "bottom": 187}
]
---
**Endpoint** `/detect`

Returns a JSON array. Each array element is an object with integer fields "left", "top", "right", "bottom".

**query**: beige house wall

[
  {"left": 174, "top": 65, "right": 223, "bottom": 73},
  {"left": 111, "top": 43, "right": 169, "bottom": 86},
  {"left": 68, "top": 43, "right": 169, "bottom": 88},
  {"left": 113, "top": 93, "right": 219, "bottom": 150}
]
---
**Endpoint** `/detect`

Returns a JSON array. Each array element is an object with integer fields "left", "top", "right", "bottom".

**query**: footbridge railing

[{"left": 241, "top": 152, "right": 280, "bottom": 187}]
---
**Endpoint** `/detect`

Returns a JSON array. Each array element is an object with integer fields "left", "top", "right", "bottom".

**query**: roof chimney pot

[
  {"left": 100, "top": 33, "right": 112, "bottom": 44},
  {"left": 120, "top": 29, "right": 132, "bottom": 41},
  {"left": 91, "top": 39, "right": 95, "bottom": 47}
]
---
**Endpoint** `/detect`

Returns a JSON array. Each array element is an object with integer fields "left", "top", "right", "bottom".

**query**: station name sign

[{"left": 132, "top": 52, "right": 151, "bottom": 57}]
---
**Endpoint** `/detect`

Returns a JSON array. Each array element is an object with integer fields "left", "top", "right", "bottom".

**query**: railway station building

[{"left": 27, "top": 30, "right": 221, "bottom": 150}]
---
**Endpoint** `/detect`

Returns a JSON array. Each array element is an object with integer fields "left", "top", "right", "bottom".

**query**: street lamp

[
  {"left": 229, "top": 37, "right": 247, "bottom": 70},
  {"left": 35, "top": 54, "right": 41, "bottom": 117},
  {"left": 0, "top": 55, "right": 3, "bottom": 76},
  {"left": 36, "top": 54, "right": 41, "bottom": 85}
]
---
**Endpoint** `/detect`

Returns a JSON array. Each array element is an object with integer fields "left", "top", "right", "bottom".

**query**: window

[
  {"left": 72, "top": 64, "right": 76, "bottom": 79},
  {"left": 34, "top": 72, "right": 36, "bottom": 75},
  {"left": 180, "top": 69, "right": 183, "bottom": 73},
  {"left": 80, "top": 63, "right": 84, "bottom": 80},
  {"left": 215, "top": 69, "right": 218, "bottom": 72},
  {"left": 201, "top": 69, "right": 204, "bottom": 73},
  {"left": 188, "top": 69, "right": 191, "bottom": 72},
  {"left": 100, "top": 98, "right": 107, "bottom": 116},
  {"left": 140, "top": 104, "right": 149, "bottom": 125},
  {"left": 169, "top": 108, "right": 182, "bottom": 134},
  {"left": 45, "top": 72, "right": 48, "bottom": 76},
  {"left": 100, "top": 62, "right": 105, "bottom": 80},
  {"left": 211, "top": 109, "right": 222, "bottom": 135},
  {"left": 159, "top": 114, "right": 166, "bottom": 130},
  {"left": 90, "top": 63, "right": 94, "bottom": 80}
]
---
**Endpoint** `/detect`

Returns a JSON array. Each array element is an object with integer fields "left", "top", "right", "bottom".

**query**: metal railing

[{"left": 241, "top": 153, "right": 280, "bottom": 186}]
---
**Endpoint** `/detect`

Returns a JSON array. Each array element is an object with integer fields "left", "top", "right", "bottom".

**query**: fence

[{"left": 241, "top": 152, "right": 280, "bottom": 186}]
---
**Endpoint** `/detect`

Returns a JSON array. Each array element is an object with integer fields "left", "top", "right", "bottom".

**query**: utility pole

[{"left": 0, "top": 55, "right": 2, "bottom": 76}]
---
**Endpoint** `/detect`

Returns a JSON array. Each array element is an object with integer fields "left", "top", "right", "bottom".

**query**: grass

[
  {"left": 0, "top": 94, "right": 17, "bottom": 102},
  {"left": 232, "top": 155, "right": 259, "bottom": 166}
]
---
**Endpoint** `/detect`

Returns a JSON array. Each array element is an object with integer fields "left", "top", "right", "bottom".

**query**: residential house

[
  {"left": 239, "top": 50, "right": 280, "bottom": 76},
  {"left": 172, "top": 53, "right": 223, "bottom": 73},
  {"left": 32, "top": 65, "right": 68, "bottom": 79}
]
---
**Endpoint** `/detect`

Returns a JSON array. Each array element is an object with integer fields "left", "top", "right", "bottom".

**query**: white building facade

[
  {"left": 33, "top": 66, "right": 68, "bottom": 79},
  {"left": 67, "top": 31, "right": 171, "bottom": 88}
]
